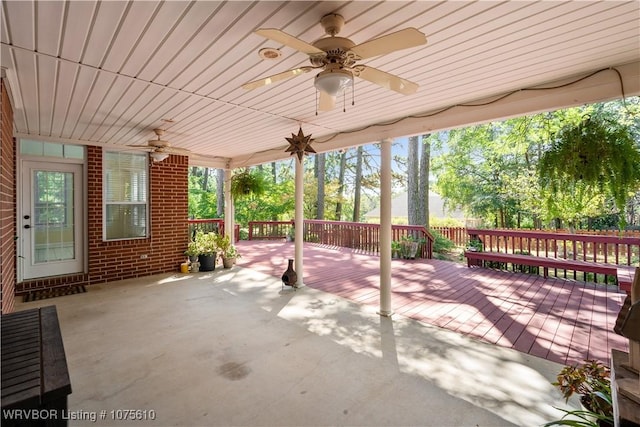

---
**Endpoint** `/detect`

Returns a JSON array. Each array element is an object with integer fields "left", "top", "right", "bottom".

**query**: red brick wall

[
  {"left": 86, "top": 146, "right": 189, "bottom": 283},
  {"left": 0, "top": 79, "right": 16, "bottom": 313},
  {"left": 17, "top": 146, "right": 189, "bottom": 292}
]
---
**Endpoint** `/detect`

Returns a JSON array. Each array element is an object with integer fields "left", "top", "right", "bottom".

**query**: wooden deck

[{"left": 235, "top": 241, "right": 629, "bottom": 366}]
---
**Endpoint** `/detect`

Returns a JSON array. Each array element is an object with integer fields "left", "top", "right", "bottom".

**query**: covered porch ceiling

[{"left": 2, "top": 1, "right": 639, "bottom": 169}]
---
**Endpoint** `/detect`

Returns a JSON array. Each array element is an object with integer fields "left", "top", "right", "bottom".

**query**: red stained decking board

[{"left": 236, "top": 241, "right": 629, "bottom": 366}]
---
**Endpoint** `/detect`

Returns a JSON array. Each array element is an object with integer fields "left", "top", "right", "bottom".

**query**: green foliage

[
  {"left": 231, "top": 169, "right": 267, "bottom": 199},
  {"left": 184, "top": 239, "right": 199, "bottom": 257},
  {"left": 430, "top": 229, "right": 455, "bottom": 253},
  {"left": 466, "top": 238, "right": 483, "bottom": 252},
  {"left": 188, "top": 189, "right": 218, "bottom": 219},
  {"left": 191, "top": 230, "right": 223, "bottom": 256},
  {"left": 429, "top": 217, "right": 464, "bottom": 227},
  {"left": 433, "top": 98, "right": 640, "bottom": 229},
  {"left": 232, "top": 174, "right": 295, "bottom": 225},
  {"left": 216, "top": 235, "right": 241, "bottom": 259},
  {"left": 546, "top": 359, "right": 613, "bottom": 427},
  {"left": 433, "top": 120, "right": 537, "bottom": 228},
  {"left": 539, "top": 113, "right": 640, "bottom": 229}
]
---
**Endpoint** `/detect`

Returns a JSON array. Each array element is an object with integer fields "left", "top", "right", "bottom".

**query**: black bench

[
  {"left": 1, "top": 306, "right": 72, "bottom": 427},
  {"left": 464, "top": 251, "right": 636, "bottom": 292}
]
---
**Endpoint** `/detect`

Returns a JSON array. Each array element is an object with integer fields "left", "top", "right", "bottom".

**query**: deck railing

[
  {"left": 248, "top": 220, "right": 293, "bottom": 240},
  {"left": 248, "top": 220, "right": 433, "bottom": 259},
  {"left": 187, "top": 219, "right": 240, "bottom": 241},
  {"left": 467, "top": 228, "right": 640, "bottom": 266},
  {"left": 431, "top": 226, "right": 469, "bottom": 246}
]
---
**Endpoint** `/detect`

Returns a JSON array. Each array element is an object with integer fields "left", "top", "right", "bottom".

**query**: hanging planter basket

[
  {"left": 230, "top": 170, "right": 266, "bottom": 199},
  {"left": 538, "top": 114, "right": 640, "bottom": 229}
]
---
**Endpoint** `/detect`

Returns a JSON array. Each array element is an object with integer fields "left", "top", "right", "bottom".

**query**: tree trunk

[
  {"left": 216, "top": 169, "right": 224, "bottom": 217},
  {"left": 335, "top": 150, "right": 347, "bottom": 220},
  {"left": 271, "top": 162, "right": 278, "bottom": 220},
  {"left": 353, "top": 146, "right": 363, "bottom": 222},
  {"left": 408, "top": 136, "right": 419, "bottom": 225},
  {"left": 419, "top": 134, "right": 431, "bottom": 229},
  {"left": 316, "top": 152, "right": 325, "bottom": 219},
  {"left": 202, "top": 167, "right": 210, "bottom": 192}
]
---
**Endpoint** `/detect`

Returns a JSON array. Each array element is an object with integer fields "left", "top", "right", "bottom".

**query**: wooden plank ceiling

[{"left": 1, "top": 1, "right": 639, "bottom": 168}]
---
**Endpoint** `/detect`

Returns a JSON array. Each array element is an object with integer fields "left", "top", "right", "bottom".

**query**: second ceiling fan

[{"left": 242, "top": 14, "right": 428, "bottom": 111}]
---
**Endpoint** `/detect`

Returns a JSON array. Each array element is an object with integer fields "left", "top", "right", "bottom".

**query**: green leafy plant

[
  {"left": 184, "top": 240, "right": 200, "bottom": 257},
  {"left": 217, "top": 235, "right": 241, "bottom": 260},
  {"left": 466, "top": 238, "right": 483, "bottom": 252},
  {"left": 230, "top": 169, "right": 266, "bottom": 199},
  {"left": 430, "top": 229, "right": 455, "bottom": 254},
  {"left": 545, "top": 360, "right": 613, "bottom": 427},
  {"left": 539, "top": 114, "right": 640, "bottom": 230},
  {"left": 192, "top": 230, "right": 221, "bottom": 256},
  {"left": 399, "top": 235, "right": 424, "bottom": 259},
  {"left": 391, "top": 240, "right": 402, "bottom": 258}
]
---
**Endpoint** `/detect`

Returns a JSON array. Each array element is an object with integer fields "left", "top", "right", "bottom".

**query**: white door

[{"left": 20, "top": 161, "right": 84, "bottom": 280}]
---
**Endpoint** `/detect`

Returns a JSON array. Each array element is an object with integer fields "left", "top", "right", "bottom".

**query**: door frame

[{"left": 18, "top": 158, "right": 87, "bottom": 282}]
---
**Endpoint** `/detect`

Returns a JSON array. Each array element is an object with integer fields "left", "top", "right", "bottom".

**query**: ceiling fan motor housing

[
  {"left": 311, "top": 37, "right": 357, "bottom": 67},
  {"left": 320, "top": 13, "right": 345, "bottom": 36}
]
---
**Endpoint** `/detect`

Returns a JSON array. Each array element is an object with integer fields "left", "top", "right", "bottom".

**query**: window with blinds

[{"left": 104, "top": 151, "right": 148, "bottom": 240}]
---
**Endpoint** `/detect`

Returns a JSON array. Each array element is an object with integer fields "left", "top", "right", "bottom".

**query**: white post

[
  {"left": 378, "top": 138, "right": 393, "bottom": 316},
  {"left": 294, "top": 156, "right": 304, "bottom": 287},
  {"left": 224, "top": 167, "right": 234, "bottom": 243}
]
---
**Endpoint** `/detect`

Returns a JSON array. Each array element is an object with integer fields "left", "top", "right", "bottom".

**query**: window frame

[{"left": 103, "top": 150, "right": 149, "bottom": 241}]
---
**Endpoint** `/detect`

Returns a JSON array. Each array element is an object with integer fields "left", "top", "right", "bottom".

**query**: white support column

[
  {"left": 378, "top": 138, "right": 393, "bottom": 316},
  {"left": 224, "top": 167, "right": 234, "bottom": 243},
  {"left": 294, "top": 156, "right": 304, "bottom": 287}
]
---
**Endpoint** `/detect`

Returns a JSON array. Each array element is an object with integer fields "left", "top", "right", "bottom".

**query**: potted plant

[
  {"left": 217, "top": 235, "right": 241, "bottom": 269},
  {"left": 286, "top": 226, "right": 295, "bottom": 242},
  {"left": 193, "top": 230, "right": 220, "bottom": 271},
  {"left": 391, "top": 240, "right": 402, "bottom": 259},
  {"left": 230, "top": 169, "right": 266, "bottom": 200},
  {"left": 399, "top": 235, "right": 422, "bottom": 259},
  {"left": 546, "top": 359, "right": 613, "bottom": 427},
  {"left": 466, "top": 238, "right": 483, "bottom": 252},
  {"left": 184, "top": 240, "right": 200, "bottom": 263}
]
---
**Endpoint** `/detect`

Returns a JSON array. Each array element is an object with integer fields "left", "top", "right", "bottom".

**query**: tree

[
  {"left": 407, "top": 136, "right": 420, "bottom": 225},
  {"left": 419, "top": 134, "right": 431, "bottom": 228},
  {"left": 335, "top": 150, "right": 347, "bottom": 220},
  {"left": 353, "top": 146, "right": 363, "bottom": 222},
  {"left": 216, "top": 169, "right": 224, "bottom": 217},
  {"left": 315, "top": 152, "right": 326, "bottom": 219}
]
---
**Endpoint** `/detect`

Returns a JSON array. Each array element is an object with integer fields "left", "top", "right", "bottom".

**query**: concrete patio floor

[{"left": 16, "top": 267, "right": 580, "bottom": 426}]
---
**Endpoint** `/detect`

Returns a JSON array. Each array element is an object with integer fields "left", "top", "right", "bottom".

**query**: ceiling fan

[
  {"left": 131, "top": 128, "right": 191, "bottom": 162},
  {"left": 242, "top": 14, "right": 427, "bottom": 111}
]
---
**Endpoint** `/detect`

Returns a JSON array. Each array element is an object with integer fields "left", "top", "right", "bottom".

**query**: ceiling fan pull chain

[
  {"left": 343, "top": 90, "right": 346, "bottom": 113},
  {"left": 352, "top": 81, "right": 355, "bottom": 107},
  {"left": 315, "top": 90, "right": 319, "bottom": 116}
]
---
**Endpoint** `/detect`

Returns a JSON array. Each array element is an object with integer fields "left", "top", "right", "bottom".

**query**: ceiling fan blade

[
  {"left": 318, "top": 91, "right": 335, "bottom": 111},
  {"left": 350, "top": 28, "right": 427, "bottom": 59},
  {"left": 355, "top": 66, "right": 419, "bottom": 95},
  {"left": 159, "top": 146, "right": 191, "bottom": 155},
  {"left": 242, "top": 67, "right": 314, "bottom": 90},
  {"left": 255, "top": 29, "right": 325, "bottom": 55}
]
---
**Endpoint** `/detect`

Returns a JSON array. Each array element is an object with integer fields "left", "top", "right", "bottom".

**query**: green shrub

[{"left": 430, "top": 229, "right": 455, "bottom": 254}]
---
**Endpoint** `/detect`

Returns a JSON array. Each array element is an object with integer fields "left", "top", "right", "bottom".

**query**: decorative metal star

[{"left": 285, "top": 127, "right": 316, "bottom": 162}]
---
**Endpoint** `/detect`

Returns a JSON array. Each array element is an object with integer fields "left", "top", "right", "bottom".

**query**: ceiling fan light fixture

[
  {"left": 150, "top": 152, "right": 169, "bottom": 162},
  {"left": 314, "top": 68, "right": 353, "bottom": 97}
]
